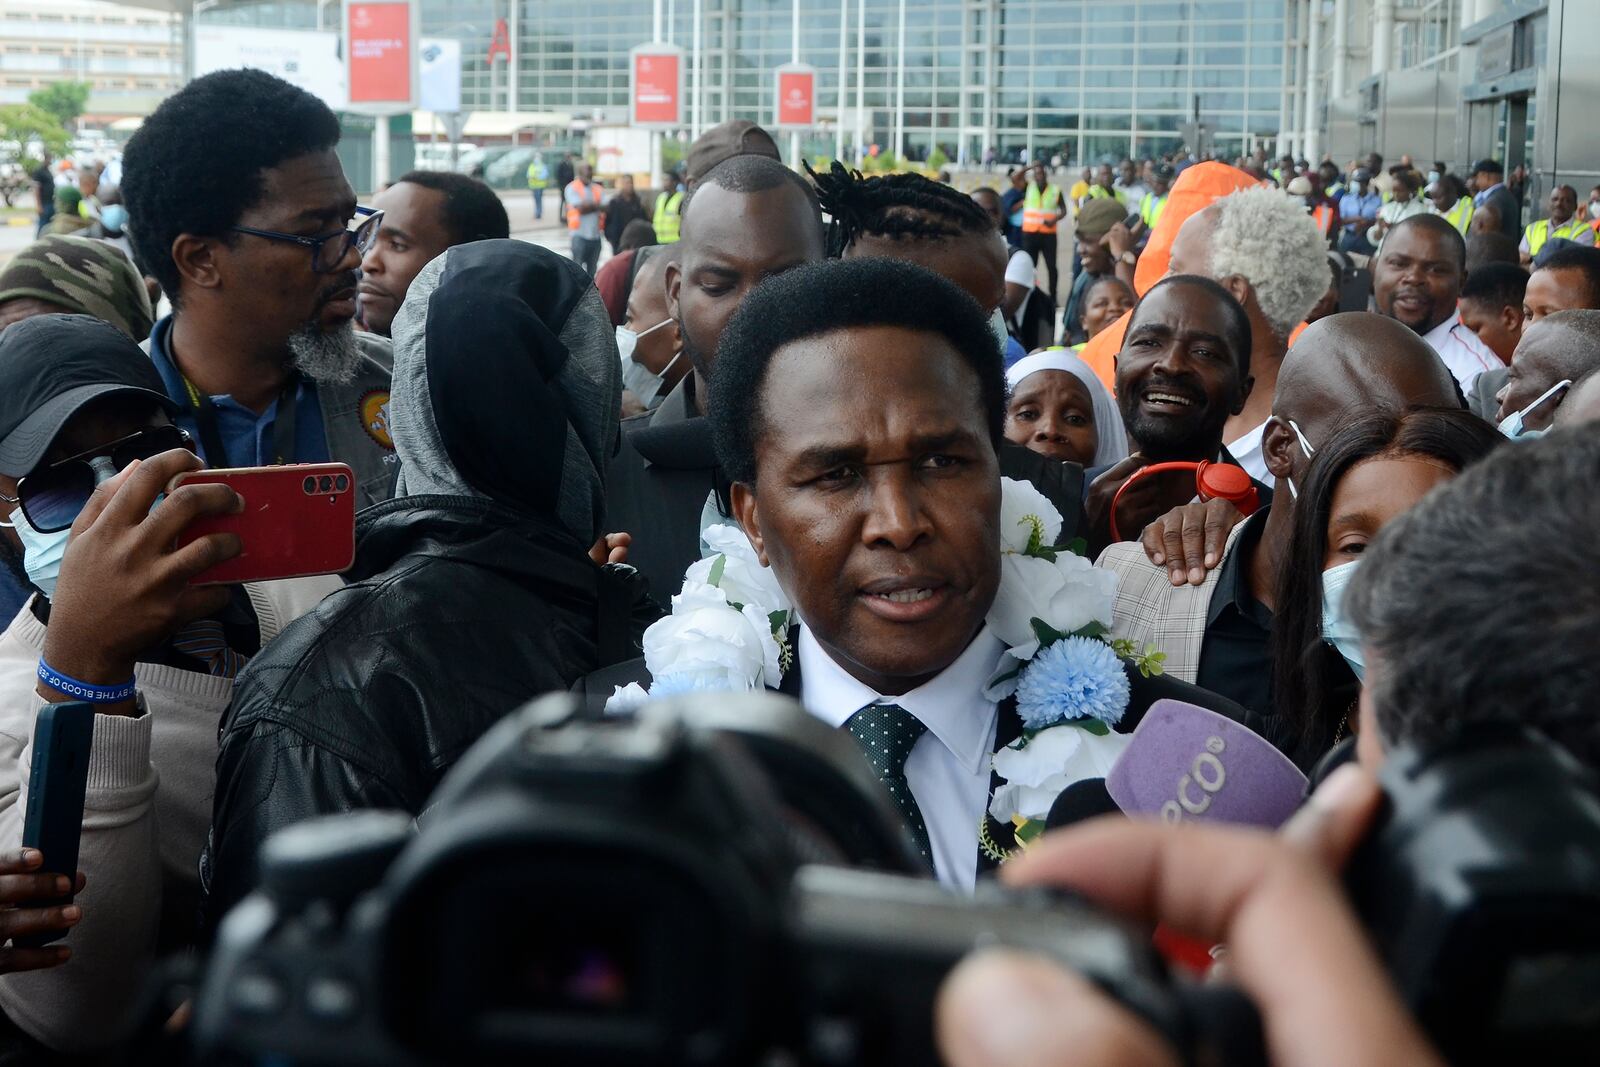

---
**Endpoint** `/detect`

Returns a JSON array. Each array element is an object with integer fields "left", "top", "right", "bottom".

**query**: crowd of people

[{"left": 0, "top": 66, "right": 1595, "bottom": 1063}]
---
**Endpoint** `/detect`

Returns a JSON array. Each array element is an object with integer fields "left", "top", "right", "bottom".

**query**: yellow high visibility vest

[
  {"left": 1442, "top": 196, "right": 1474, "bottom": 235},
  {"left": 1085, "top": 185, "right": 1126, "bottom": 205},
  {"left": 1524, "top": 216, "right": 1590, "bottom": 257},
  {"left": 652, "top": 190, "right": 683, "bottom": 244},
  {"left": 1023, "top": 183, "right": 1064, "bottom": 233},
  {"left": 1139, "top": 192, "right": 1167, "bottom": 227}
]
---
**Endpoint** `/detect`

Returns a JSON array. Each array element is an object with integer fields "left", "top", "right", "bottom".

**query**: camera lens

[
  {"left": 303, "top": 476, "right": 316, "bottom": 494},
  {"left": 334, "top": 474, "right": 349, "bottom": 492},
  {"left": 319, "top": 476, "right": 333, "bottom": 493}
]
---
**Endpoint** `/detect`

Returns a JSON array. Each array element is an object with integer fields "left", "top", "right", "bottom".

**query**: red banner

[
  {"left": 348, "top": 1, "right": 412, "bottom": 106},
  {"left": 632, "top": 49, "right": 682, "bottom": 126},
  {"left": 776, "top": 66, "right": 815, "bottom": 128}
]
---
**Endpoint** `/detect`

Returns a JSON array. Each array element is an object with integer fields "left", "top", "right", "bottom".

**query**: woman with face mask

[
  {"left": 615, "top": 250, "right": 688, "bottom": 415},
  {"left": 1268, "top": 408, "right": 1503, "bottom": 771}
]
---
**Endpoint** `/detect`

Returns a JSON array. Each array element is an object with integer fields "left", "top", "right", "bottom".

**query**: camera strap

[{"left": 180, "top": 372, "right": 300, "bottom": 468}]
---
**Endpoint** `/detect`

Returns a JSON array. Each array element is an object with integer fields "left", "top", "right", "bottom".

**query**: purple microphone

[{"left": 1106, "top": 700, "right": 1308, "bottom": 829}]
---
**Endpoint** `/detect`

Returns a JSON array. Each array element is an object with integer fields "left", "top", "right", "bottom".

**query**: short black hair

[
  {"left": 806, "top": 161, "right": 995, "bottom": 257},
  {"left": 393, "top": 170, "right": 510, "bottom": 244},
  {"left": 1346, "top": 429, "right": 1600, "bottom": 771},
  {"left": 1534, "top": 244, "right": 1600, "bottom": 307},
  {"left": 122, "top": 69, "right": 342, "bottom": 299},
  {"left": 710, "top": 258, "right": 1003, "bottom": 485},
  {"left": 1272, "top": 407, "right": 1503, "bottom": 767},
  {"left": 680, "top": 153, "right": 821, "bottom": 232},
  {"left": 1388, "top": 212, "right": 1467, "bottom": 270},
  {"left": 1127, "top": 274, "right": 1254, "bottom": 379},
  {"left": 1459, "top": 261, "right": 1529, "bottom": 309}
]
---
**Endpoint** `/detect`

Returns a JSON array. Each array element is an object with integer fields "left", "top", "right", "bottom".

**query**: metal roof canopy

[{"left": 412, "top": 110, "right": 573, "bottom": 137}]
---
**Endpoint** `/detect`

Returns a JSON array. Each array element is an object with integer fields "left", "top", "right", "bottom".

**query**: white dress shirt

[
  {"left": 1422, "top": 310, "right": 1502, "bottom": 392},
  {"left": 796, "top": 624, "right": 1003, "bottom": 891},
  {"left": 1224, "top": 421, "right": 1273, "bottom": 489}
]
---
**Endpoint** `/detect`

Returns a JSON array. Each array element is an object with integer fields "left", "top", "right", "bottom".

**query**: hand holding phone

[
  {"left": 171, "top": 464, "right": 357, "bottom": 586},
  {"left": 16, "top": 702, "right": 94, "bottom": 950},
  {"left": 40, "top": 447, "right": 240, "bottom": 707}
]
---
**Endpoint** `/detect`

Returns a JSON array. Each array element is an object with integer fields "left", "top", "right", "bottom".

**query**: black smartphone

[
  {"left": 18, "top": 702, "right": 95, "bottom": 948},
  {"left": 1123, "top": 213, "right": 1144, "bottom": 230}
]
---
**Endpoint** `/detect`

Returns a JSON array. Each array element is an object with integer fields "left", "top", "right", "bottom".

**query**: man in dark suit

[
  {"left": 1471, "top": 159, "right": 1522, "bottom": 241},
  {"left": 579, "top": 257, "right": 1248, "bottom": 888},
  {"left": 606, "top": 155, "right": 1090, "bottom": 606}
]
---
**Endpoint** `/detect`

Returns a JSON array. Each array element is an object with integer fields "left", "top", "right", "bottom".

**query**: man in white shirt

[
  {"left": 576, "top": 257, "right": 1250, "bottom": 888},
  {"left": 1373, "top": 213, "right": 1501, "bottom": 392}
]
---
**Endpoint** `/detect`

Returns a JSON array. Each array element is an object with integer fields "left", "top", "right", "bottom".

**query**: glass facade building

[{"left": 203, "top": 0, "right": 1288, "bottom": 164}]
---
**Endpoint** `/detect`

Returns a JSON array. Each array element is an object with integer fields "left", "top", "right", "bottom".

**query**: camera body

[{"left": 194, "top": 693, "right": 1220, "bottom": 1066}]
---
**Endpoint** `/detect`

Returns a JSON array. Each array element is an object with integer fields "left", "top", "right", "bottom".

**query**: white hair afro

[{"left": 1209, "top": 185, "right": 1331, "bottom": 342}]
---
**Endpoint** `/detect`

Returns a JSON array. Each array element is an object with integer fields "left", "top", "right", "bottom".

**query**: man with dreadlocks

[{"left": 807, "top": 160, "right": 1088, "bottom": 537}]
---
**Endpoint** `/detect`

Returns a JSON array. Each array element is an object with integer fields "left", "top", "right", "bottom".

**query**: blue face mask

[
  {"left": 15, "top": 514, "right": 70, "bottom": 599},
  {"left": 1498, "top": 378, "right": 1572, "bottom": 441},
  {"left": 1320, "top": 559, "right": 1365, "bottom": 680},
  {"left": 99, "top": 203, "right": 128, "bottom": 233}
]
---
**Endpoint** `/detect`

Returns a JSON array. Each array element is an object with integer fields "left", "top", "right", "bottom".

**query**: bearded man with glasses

[
  {"left": 0, "top": 315, "right": 340, "bottom": 1055},
  {"left": 121, "top": 69, "right": 398, "bottom": 506}
]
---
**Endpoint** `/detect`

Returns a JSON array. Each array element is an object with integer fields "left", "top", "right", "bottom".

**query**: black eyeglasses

[
  {"left": 0, "top": 425, "right": 194, "bottom": 534},
  {"left": 230, "top": 206, "right": 385, "bottom": 274}
]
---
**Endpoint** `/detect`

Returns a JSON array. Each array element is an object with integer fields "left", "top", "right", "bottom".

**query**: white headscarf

[{"left": 1005, "top": 349, "right": 1129, "bottom": 467}]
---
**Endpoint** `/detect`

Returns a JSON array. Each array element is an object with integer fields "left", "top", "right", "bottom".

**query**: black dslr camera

[
  {"left": 193, "top": 692, "right": 1261, "bottom": 1066},
  {"left": 1345, "top": 725, "right": 1600, "bottom": 1065}
]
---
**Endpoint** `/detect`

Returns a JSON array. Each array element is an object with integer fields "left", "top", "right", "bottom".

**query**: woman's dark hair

[
  {"left": 1271, "top": 407, "right": 1504, "bottom": 767},
  {"left": 805, "top": 160, "right": 994, "bottom": 258}
]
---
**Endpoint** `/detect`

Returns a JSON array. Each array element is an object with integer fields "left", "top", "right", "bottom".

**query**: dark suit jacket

[
  {"left": 573, "top": 641, "right": 1250, "bottom": 873},
  {"left": 604, "top": 377, "right": 1090, "bottom": 609}
]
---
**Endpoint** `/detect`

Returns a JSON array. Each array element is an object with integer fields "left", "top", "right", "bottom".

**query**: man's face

[
  {"left": 1458, "top": 297, "right": 1522, "bottom": 365},
  {"left": 577, "top": 162, "right": 593, "bottom": 182},
  {"left": 1372, "top": 223, "right": 1462, "bottom": 335},
  {"left": 623, "top": 261, "right": 685, "bottom": 383},
  {"left": 620, "top": 174, "right": 635, "bottom": 196},
  {"left": 1114, "top": 282, "right": 1250, "bottom": 460},
  {"left": 1496, "top": 323, "right": 1574, "bottom": 428},
  {"left": 666, "top": 183, "right": 824, "bottom": 388},
  {"left": 1095, "top": 165, "right": 1114, "bottom": 188},
  {"left": 358, "top": 181, "right": 455, "bottom": 338},
  {"left": 1077, "top": 231, "right": 1113, "bottom": 276},
  {"left": 850, "top": 231, "right": 1005, "bottom": 313},
  {"left": 1473, "top": 170, "right": 1495, "bottom": 192},
  {"left": 1319, "top": 165, "right": 1338, "bottom": 191},
  {"left": 216, "top": 149, "right": 361, "bottom": 348},
  {"left": 1549, "top": 186, "right": 1576, "bottom": 224},
  {"left": 1118, "top": 161, "right": 1136, "bottom": 185},
  {"left": 0, "top": 397, "right": 169, "bottom": 555},
  {"left": 731, "top": 325, "right": 1001, "bottom": 696},
  {"left": 1011, "top": 171, "right": 1027, "bottom": 191},
  {"left": 1523, "top": 267, "right": 1595, "bottom": 324},
  {"left": 971, "top": 190, "right": 1003, "bottom": 229}
]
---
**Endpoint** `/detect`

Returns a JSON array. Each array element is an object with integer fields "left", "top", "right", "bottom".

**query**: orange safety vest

[
  {"left": 1022, "top": 183, "right": 1064, "bottom": 234},
  {"left": 1311, "top": 203, "right": 1335, "bottom": 238},
  {"left": 566, "top": 180, "right": 604, "bottom": 231}
]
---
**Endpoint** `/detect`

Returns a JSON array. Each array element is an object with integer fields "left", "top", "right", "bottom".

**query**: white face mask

[
  {"left": 1590, "top": 201, "right": 1600, "bottom": 220},
  {"left": 1320, "top": 559, "right": 1365, "bottom": 680},
  {"left": 616, "top": 319, "right": 679, "bottom": 406},
  {"left": 1497, "top": 378, "right": 1572, "bottom": 441},
  {"left": 1282, "top": 418, "right": 1316, "bottom": 500}
]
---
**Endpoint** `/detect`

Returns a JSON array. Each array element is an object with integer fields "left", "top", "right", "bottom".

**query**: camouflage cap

[{"left": 0, "top": 235, "right": 154, "bottom": 342}]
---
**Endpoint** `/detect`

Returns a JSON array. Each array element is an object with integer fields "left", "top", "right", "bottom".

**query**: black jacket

[
  {"left": 603, "top": 193, "right": 648, "bottom": 252},
  {"left": 202, "top": 496, "right": 656, "bottom": 930},
  {"left": 605, "top": 378, "right": 1089, "bottom": 610}
]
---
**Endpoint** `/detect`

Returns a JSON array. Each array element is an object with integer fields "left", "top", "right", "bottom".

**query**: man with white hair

[{"left": 1165, "top": 185, "right": 1330, "bottom": 486}]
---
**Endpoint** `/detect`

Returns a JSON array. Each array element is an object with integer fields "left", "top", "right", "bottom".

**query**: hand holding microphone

[{"left": 936, "top": 765, "right": 1446, "bottom": 1067}]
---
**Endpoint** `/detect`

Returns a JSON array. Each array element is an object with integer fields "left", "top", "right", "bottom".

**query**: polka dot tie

[{"left": 845, "top": 703, "right": 935, "bottom": 873}]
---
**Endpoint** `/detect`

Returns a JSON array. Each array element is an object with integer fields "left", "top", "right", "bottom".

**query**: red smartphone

[{"left": 171, "top": 463, "right": 357, "bottom": 585}]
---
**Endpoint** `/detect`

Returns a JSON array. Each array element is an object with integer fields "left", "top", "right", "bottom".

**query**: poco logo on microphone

[{"left": 1160, "top": 736, "right": 1227, "bottom": 823}]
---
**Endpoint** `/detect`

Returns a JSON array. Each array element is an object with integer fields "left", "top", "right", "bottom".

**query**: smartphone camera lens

[
  {"left": 318, "top": 476, "right": 333, "bottom": 493},
  {"left": 303, "top": 476, "right": 317, "bottom": 494},
  {"left": 334, "top": 474, "right": 349, "bottom": 493}
]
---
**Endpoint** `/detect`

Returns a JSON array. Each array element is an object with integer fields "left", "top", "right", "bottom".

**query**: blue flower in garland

[{"left": 1014, "top": 636, "right": 1131, "bottom": 731}]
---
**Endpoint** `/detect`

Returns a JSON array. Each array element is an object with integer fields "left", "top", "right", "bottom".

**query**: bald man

[
  {"left": 1097, "top": 312, "right": 1462, "bottom": 739},
  {"left": 1494, "top": 310, "right": 1600, "bottom": 432},
  {"left": 1554, "top": 371, "right": 1600, "bottom": 429}
]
